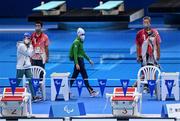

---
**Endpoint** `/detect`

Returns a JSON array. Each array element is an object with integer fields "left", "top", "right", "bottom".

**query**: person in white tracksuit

[{"left": 16, "top": 33, "right": 35, "bottom": 100}]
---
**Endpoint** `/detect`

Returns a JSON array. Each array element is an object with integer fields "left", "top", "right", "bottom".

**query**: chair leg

[
  {"left": 137, "top": 81, "right": 141, "bottom": 93},
  {"left": 28, "top": 95, "right": 32, "bottom": 116},
  {"left": 42, "top": 84, "right": 46, "bottom": 101},
  {"left": 38, "top": 84, "right": 45, "bottom": 101},
  {"left": 174, "top": 86, "right": 179, "bottom": 101},
  {"left": 156, "top": 82, "right": 161, "bottom": 100},
  {"left": 141, "top": 84, "right": 144, "bottom": 93}
]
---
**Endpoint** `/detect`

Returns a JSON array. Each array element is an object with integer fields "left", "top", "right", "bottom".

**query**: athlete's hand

[
  {"left": 46, "top": 57, "right": 49, "bottom": 63},
  {"left": 89, "top": 60, "right": 94, "bottom": 66},
  {"left": 157, "top": 56, "right": 160, "bottom": 61},
  {"left": 137, "top": 56, "right": 142, "bottom": 63},
  {"left": 76, "top": 64, "right": 80, "bottom": 70}
]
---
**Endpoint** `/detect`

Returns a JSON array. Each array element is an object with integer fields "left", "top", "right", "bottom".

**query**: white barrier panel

[
  {"left": 19, "top": 119, "right": 63, "bottom": 121},
  {"left": 0, "top": 120, "right": 6, "bottom": 121},
  {"left": 129, "top": 119, "right": 175, "bottom": 121},
  {"left": 161, "top": 72, "right": 179, "bottom": 101},
  {"left": 51, "top": 72, "right": 70, "bottom": 101},
  {"left": 72, "top": 119, "right": 117, "bottom": 121},
  {"left": 166, "top": 103, "right": 180, "bottom": 118}
]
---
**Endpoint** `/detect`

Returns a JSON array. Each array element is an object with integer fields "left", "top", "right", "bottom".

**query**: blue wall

[{"left": 0, "top": 0, "right": 157, "bottom": 17}]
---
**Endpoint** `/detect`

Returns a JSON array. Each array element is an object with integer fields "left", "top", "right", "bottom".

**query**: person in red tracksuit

[
  {"left": 136, "top": 16, "right": 161, "bottom": 67},
  {"left": 134, "top": 16, "right": 161, "bottom": 91}
]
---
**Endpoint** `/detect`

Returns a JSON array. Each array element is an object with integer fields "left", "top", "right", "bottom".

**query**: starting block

[
  {"left": 0, "top": 87, "right": 32, "bottom": 117},
  {"left": 33, "top": 1, "right": 66, "bottom": 16},
  {"left": 106, "top": 87, "right": 142, "bottom": 117},
  {"left": 94, "top": 1, "right": 124, "bottom": 15}
]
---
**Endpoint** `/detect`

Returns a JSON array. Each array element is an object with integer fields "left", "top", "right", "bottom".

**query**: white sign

[
  {"left": 72, "top": 119, "right": 117, "bottom": 121},
  {"left": 129, "top": 119, "right": 174, "bottom": 121},
  {"left": 166, "top": 104, "right": 180, "bottom": 118},
  {"left": 19, "top": 119, "right": 63, "bottom": 121}
]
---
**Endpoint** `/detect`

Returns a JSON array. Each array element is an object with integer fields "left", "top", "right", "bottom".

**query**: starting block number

[{"left": 2, "top": 102, "right": 23, "bottom": 116}]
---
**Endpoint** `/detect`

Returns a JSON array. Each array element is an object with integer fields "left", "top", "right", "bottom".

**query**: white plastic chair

[
  {"left": 27, "top": 66, "right": 46, "bottom": 101},
  {"left": 137, "top": 65, "right": 161, "bottom": 100}
]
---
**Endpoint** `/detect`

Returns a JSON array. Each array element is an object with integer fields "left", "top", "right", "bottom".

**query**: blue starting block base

[{"left": 49, "top": 102, "right": 86, "bottom": 118}]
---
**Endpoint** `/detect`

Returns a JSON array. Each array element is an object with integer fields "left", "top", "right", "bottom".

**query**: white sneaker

[
  {"left": 143, "top": 89, "right": 148, "bottom": 94},
  {"left": 90, "top": 91, "right": 99, "bottom": 97},
  {"left": 143, "top": 87, "right": 149, "bottom": 94}
]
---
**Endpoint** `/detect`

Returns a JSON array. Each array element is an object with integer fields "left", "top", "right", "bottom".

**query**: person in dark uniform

[{"left": 69, "top": 28, "right": 99, "bottom": 97}]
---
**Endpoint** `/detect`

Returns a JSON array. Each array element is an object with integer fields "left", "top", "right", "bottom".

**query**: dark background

[{"left": 0, "top": 0, "right": 157, "bottom": 17}]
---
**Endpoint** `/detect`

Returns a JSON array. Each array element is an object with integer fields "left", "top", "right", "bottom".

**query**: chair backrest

[
  {"left": 30, "top": 66, "right": 46, "bottom": 79},
  {"left": 137, "top": 65, "right": 161, "bottom": 81}
]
